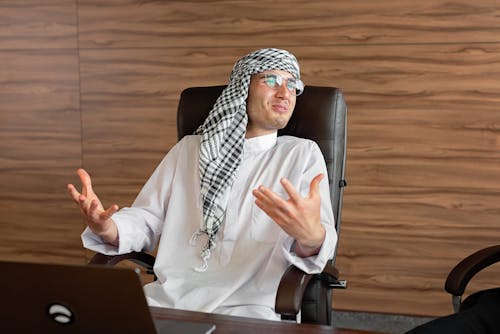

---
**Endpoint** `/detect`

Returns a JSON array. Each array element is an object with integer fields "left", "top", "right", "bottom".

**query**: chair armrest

[
  {"left": 445, "top": 245, "right": 500, "bottom": 296},
  {"left": 275, "top": 266, "right": 314, "bottom": 316},
  {"left": 275, "top": 263, "right": 344, "bottom": 317},
  {"left": 89, "top": 251, "right": 156, "bottom": 274}
]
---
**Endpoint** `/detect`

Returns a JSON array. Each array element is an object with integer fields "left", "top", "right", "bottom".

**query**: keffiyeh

[{"left": 191, "top": 48, "right": 301, "bottom": 271}]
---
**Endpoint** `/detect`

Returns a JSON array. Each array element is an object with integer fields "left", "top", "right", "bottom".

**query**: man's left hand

[{"left": 252, "top": 173, "right": 326, "bottom": 257}]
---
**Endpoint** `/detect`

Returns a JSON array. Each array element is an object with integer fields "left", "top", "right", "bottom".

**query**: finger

[
  {"left": 78, "top": 193, "right": 87, "bottom": 205},
  {"left": 308, "top": 173, "right": 325, "bottom": 198},
  {"left": 253, "top": 192, "right": 276, "bottom": 215},
  {"left": 254, "top": 199, "right": 288, "bottom": 226},
  {"left": 279, "top": 178, "right": 301, "bottom": 203},
  {"left": 252, "top": 188, "right": 269, "bottom": 202},
  {"left": 67, "top": 183, "right": 81, "bottom": 203},
  {"left": 77, "top": 168, "right": 93, "bottom": 197},
  {"left": 100, "top": 204, "right": 119, "bottom": 221},
  {"left": 254, "top": 187, "right": 295, "bottom": 221},
  {"left": 78, "top": 194, "right": 90, "bottom": 214},
  {"left": 252, "top": 187, "right": 270, "bottom": 204},
  {"left": 77, "top": 194, "right": 89, "bottom": 215},
  {"left": 253, "top": 186, "right": 285, "bottom": 207},
  {"left": 88, "top": 199, "right": 101, "bottom": 220}
]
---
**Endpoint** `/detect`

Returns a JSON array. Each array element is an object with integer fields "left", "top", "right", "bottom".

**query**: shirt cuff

[
  {"left": 282, "top": 224, "right": 336, "bottom": 274},
  {"left": 81, "top": 227, "right": 121, "bottom": 255},
  {"left": 80, "top": 215, "right": 143, "bottom": 255}
]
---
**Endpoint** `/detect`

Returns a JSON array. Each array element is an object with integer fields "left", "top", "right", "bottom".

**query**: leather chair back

[{"left": 177, "top": 85, "right": 348, "bottom": 252}]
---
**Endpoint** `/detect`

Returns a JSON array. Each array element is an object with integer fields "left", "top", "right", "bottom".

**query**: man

[{"left": 68, "top": 48, "right": 337, "bottom": 321}]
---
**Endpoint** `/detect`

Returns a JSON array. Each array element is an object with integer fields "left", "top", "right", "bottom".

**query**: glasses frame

[{"left": 260, "top": 73, "right": 305, "bottom": 96}]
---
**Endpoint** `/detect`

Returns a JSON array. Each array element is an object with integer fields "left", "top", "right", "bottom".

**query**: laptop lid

[{"left": 1, "top": 260, "right": 215, "bottom": 334}]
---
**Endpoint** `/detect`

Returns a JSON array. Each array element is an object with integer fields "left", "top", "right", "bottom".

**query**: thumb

[
  {"left": 308, "top": 173, "right": 325, "bottom": 198},
  {"left": 99, "top": 204, "right": 119, "bottom": 221}
]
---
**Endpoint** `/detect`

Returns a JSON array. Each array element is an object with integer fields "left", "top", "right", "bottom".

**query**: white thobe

[{"left": 82, "top": 132, "right": 337, "bottom": 321}]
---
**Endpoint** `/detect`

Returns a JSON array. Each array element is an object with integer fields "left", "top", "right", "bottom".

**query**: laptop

[{"left": 1, "top": 260, "right": 215, "bottom": 334}]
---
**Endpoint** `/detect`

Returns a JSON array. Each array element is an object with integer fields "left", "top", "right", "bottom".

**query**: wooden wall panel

[
  {"left": 76, "top": 0, "right": 500, "bottom": 317},
  {"left": 78, "top": 0, "right": 500, "bottom": 48},
  {"left": 0, "top": 1, "right": 83, "bottom": 265},
  {"left": 0, "top": 0, "right": 77, "bottom": 50},
  {"left": 79, "top": 43, "right": 500, "bottom": 316},
  {"left": 0, "top": 49, "right": 83, "bottom": 264},
  {"left": 79, "top": 48, "right": 243, "bottom": 206},
  {"left": 1, "top": 0, "right": 499, "bottom": 318},
  {"left": 296, "top": 44, "right": 500, "bottom": 315}
]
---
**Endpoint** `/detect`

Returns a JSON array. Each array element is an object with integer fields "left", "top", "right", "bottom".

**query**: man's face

[{"left": 245, "top": 70, "right": 297, "bottom": 138}]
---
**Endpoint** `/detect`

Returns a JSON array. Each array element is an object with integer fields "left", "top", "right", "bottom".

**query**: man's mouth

[{"left": 272, "top": 104, "right": 289, "bottom": 113}]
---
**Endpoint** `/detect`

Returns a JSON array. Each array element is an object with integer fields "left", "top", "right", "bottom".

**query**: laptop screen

[{"left": 1, "top": 260, "right": 214, "bottom": 334}]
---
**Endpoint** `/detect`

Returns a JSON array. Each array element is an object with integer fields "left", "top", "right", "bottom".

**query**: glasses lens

[
  {"left": 263, "top": 74, "right": 304, "bottom": 96},
  {"left": 286, "top": 78, "right": 304, "bottom": 96},
  {"left": 264, "top": 74, "right": 279, "bottom": 88},
  {"left": 286, "top": 79, "right": 296, "bottom": 91}
]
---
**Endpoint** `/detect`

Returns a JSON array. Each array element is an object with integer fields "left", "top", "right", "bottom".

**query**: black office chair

[
  {"left": 90, "top": 85, "right": 348, "bottom": 325},
  {"left": 406, "top": 245, "right": 500, "bottom": 333},
  {"left": 445, "top": 244, "right": 500, "bottom": 312}
]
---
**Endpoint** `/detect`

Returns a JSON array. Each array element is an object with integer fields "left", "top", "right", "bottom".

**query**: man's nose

[{"left": 276, "top": 83, "right": 291, "bottom": 98}]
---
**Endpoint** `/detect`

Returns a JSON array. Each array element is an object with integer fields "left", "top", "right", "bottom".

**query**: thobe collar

[{"left": 243, "top": 132, "right": 277, "bottom": 158}]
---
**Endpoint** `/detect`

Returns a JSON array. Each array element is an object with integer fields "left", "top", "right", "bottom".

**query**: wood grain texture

[
  {"left": 0, "top": 0, "right": 77, "bottom": 50},
  {"left": 297, "top": 44, "right": 500, "bottom": 315},
  {"left": 78, "top": 44, "right": 500, "bottom": 316},
  {"left": 0, "top": 49, "right": 84, "bottom": 264},
  {"left": 286, "top": 43, "right": 498, "bottom": 246},
  {"left": 78, "top": 0, "right": 500, "bottom": 48},
  {"left": 1, "top": 0, "right": 499, "bottom": 318},
  {"left": 79, "top": 47, "right": 251, "bottom": 206}
]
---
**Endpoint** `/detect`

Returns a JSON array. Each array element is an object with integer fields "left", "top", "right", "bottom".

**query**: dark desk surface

[{"left": 151, "top": 306, "right": 385, "bottom": 334}]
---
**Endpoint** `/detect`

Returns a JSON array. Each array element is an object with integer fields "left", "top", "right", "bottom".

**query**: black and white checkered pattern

[{"left": 191, "top": 48, "right": 301, "bottom": 271}]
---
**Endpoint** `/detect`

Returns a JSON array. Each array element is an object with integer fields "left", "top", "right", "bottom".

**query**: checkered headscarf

[{"left": 190, "top": 48, "right": 301, "bottom": 271}]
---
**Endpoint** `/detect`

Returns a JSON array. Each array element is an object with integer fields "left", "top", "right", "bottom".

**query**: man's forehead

[{"left": 254, "top": 69, "right": 294, "bottom": 78}]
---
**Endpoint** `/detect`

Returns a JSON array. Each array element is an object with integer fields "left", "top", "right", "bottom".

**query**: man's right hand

[{"left": 67, "top": 168, "right": 120, "bottom": 246}]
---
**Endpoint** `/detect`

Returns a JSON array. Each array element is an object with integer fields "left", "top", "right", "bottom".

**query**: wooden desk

[{"left": 151, "top": 306, "right": 384, "bottom": 334}]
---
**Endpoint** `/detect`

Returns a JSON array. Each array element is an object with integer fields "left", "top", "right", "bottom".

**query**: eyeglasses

[{"left": 261, "top": 73, "right": 305, "bottom": 96}]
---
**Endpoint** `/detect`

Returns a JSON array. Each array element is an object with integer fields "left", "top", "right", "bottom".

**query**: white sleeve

[
  {"left": 282, "top": 142, "right": 337, "bottom": 273},
  {"left": 81, "top": 140, "right": 184, "bottom": 255}
]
